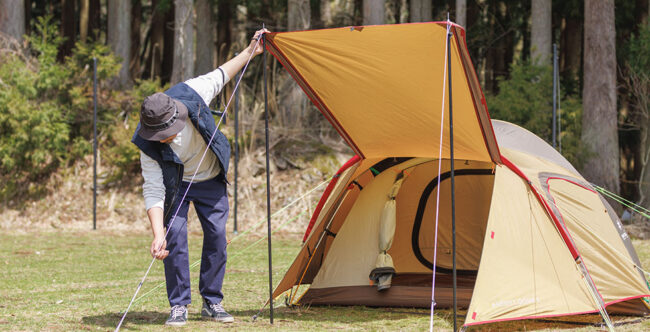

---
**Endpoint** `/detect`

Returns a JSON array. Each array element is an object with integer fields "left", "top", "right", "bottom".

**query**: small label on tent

[
  {"left": 472, "top": 312, "right": 476, "bottom": 320},
  {"left": 490, "top": 231, "right": 494, "bottom": 239}
]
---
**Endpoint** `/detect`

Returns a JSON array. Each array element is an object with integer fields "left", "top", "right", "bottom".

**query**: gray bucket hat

[{"left": 137, "top": 92, "right": 188, "bottom": 141}]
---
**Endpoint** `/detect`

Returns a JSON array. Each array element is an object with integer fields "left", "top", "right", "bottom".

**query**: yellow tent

[{"left": 265, "top": 23, "right": 650, "bottom": 329}]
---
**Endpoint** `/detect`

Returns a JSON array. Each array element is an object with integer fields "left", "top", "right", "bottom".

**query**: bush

[
  {"left": 0, "top": 16, "right": 164, "bottom": 200},
  {"left": 486, "top": 60, "right": 586, "bottom": 167}
]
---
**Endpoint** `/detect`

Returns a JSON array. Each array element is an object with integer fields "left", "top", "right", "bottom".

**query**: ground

[{"left": 2, "top": 230, "right": 650, "bottom": 331}]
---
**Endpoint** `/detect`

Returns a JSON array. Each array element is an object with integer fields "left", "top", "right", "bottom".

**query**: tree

[
  {"left": 531, "top": 0, "right": 551, "bottom": 65},
  {"left": 216, "top": 0, "right": 232, "bottom": 66},
  {"left": 0, "top": 0, "right": 25, "bottom": 43},
  {"left": 409, "top": 0, "right": 431, "bottom": 23},
  {"left": 623, "top": 23, "right": 650, "bottom": 208},
  {"left": 130, "top": 0, "right": 142, "bottom": 79},
  {"left": 58, "top": 0, "right": 75, "bottom": 61},
  {"left": 171, "top": 0, "right": 194, "bottom": 84},
  {"left": 289, "top": 0, "right": 311, "bottom": 31},
  {"left": 363, "top": 0, "right": 385, "bottom": 25},
  {"left": 108, "top": 0, "right": 132, "bottom": 87},
  {"left": 456, "top": 0, "right": 466, "bottom": 28},
  {"left": 195, "top": 0, "right": 214, "bottom": 76},
  {"left": 280, "top": 0, "right": 312, "bottom": 128},
  {"left": 582, "top": 0, "right": 619, "bottom": 198}
]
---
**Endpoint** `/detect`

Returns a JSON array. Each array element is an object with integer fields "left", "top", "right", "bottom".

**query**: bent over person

[{"left": 131, "top": 29, "right": 267, "bottom": 326}]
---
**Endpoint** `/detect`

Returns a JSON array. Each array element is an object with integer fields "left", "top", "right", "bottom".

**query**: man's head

[{"left": 137, "top": 92, "right": 188, "bottom": 141}]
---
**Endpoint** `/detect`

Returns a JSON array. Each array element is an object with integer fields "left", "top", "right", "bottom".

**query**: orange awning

[{"left": 266, "top": 23, "right": 500, "bottom": 163}]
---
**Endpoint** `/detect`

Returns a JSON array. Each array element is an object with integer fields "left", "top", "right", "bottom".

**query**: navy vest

[{"left": 132, "top": 83, "right": 231, "bottom": 223}]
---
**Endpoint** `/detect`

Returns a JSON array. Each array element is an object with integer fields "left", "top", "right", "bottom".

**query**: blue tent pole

[{"left": 262, "top": 28, "right": 274, "bottom": 324}]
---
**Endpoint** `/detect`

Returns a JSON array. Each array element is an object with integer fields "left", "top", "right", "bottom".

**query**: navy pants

[{"left": 164, "top": 177, "right": 228, "bottom": 307}]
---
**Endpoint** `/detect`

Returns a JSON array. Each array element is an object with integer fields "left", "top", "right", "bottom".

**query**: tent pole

[
  {"left": 93, "top": 57, "right": 97, "bottom": 231},
  {"left": 447, "top": 27, "right": 457, "bottom": 331},
  {"left": 234, "top": 66, "right": 240, "bottom": 234},
  {"left": 262, "top": 30, "right": 274, "bottom": 324},
  {"left": 552, "top": 43, "right": 557, "bottom": 149}
]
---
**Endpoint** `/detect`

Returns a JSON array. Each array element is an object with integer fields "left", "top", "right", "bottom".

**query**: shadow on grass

[
  {"left": 230, "top": 306, "right": 445, "bottom": 324},
  {"left": 81, "top": 311, "right": 167, "bottom": 328}
]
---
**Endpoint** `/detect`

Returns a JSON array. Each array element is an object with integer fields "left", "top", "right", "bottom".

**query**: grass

[{"left": 1, "top": 230, "right": 650, "bottom": 331}]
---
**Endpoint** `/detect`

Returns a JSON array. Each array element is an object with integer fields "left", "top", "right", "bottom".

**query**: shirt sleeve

[
  {"left": 140, "top": 151, "right": 165, "bottom": 211},
  {"left": 184, "top": 67, "right": 231, "bottom": 106}
]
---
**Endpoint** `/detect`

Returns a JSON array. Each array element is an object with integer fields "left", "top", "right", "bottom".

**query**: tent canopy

[{"left": 266, "top": 23, "right": 500, "bottom": 163}]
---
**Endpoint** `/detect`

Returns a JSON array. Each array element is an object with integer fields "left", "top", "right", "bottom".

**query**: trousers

[{"left": 163, "top": 176, "right": 228, "bottom": 306}]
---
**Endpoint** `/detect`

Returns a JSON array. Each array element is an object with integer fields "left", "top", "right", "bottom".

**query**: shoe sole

[
  {"left": 165, "top": 321, "right": 187, "bottom": 327},
  {"left": 201, "top": 315, "right": 234, "bottom": 323}
]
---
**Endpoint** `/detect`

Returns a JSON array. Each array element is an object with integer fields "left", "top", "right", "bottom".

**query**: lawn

[{"left": 1, "top": 229, "right": 650, "bottom": 331}]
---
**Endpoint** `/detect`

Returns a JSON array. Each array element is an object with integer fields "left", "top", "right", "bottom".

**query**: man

[{"left": 131, "top": 29, "right": 268, "bottom": 326}]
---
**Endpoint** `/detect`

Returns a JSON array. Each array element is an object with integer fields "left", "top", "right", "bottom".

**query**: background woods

[{"left": 0, "top": 0, "right": 650, "bottom": 220}]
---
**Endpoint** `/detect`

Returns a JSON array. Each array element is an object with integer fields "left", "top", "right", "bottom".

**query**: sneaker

[
  {"left": 165, "top": 305, "right": 188, "bottom": 326},
  {"left": 201, "top": 299, "right": 234, "bottom": 323}
]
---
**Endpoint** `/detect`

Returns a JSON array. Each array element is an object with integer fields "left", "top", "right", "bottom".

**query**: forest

[{"left": 0, "top": 0, "right": 649, "bottom": 217}]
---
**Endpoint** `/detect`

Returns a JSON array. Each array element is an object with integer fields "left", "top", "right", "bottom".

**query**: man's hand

[
  {"left": 151, "top": 236, "right": 169, "bottom": 260},
  {"left": 247, "top": 28, "right": 270, "bottom": 57}
]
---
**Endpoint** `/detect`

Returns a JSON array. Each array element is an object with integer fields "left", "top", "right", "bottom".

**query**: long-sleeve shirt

[{"left": 140, "top": 68, "right": 230, "bottom": 211}]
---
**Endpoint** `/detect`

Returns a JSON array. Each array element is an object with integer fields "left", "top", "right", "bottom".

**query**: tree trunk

[
  {"left": 144, "top": 0, "right": 165, "bottom": 80},
  {"left": 195, "top": 0, "right": 214, "bottom": 75},
  {"left": 0, "top": 0, "right": 25, "bottom": 43},
  {"left": 363, "top": 0, "right": 385, "bottom": 25},
  {"left": 108, "top": 0, "right": 132, "bottom": 87},
  {"left": 289, "top": 0, "right": 311, "bottom": 31},
  {"left": 58, "top": 0, "right": 76, "bottom": 61},
  {"left": 130, "top": 0, "right": 142, "bottom": 79},
  {"left": 531, "top": 0, "right": 551, "bottom": 65},
  {"left": 639, "top": 111, "right": 650, "bottom": 208},
  {"left": 171, "top": 0, "right": 194, "bottom": 85},
  {"left": 562, "top": 16, "right": 582, "bottom": 87},
  {"left": 89, "top": 0, "right": 100, "bottom": 41},
  {"left": 161, "top": 4, "right": 175, "bottom": 84},
  {"left": 320, "top": 0, "right": 332, "bottom": 27},
  {"left": 80, "top": 0, "right": 89, "bottom": 42},
  {"left": 409, "top": 0, "right": 431, "bottom": 23},
  {"left": 216, "top": 0, "right": 232, "bottom": 66},
  {"left": 456, "top": 0, "right": 466, "bottom": 28},
  {"left": 582, "top": 0, "right": 619, "bottom": 199},
  {"left": 282, "top": 0, "right": 312, "bottom": 128}
]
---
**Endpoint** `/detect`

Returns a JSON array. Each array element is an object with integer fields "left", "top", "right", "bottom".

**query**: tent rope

[
  {"left": 429, "top": 19, "right": 452, "bottom": 332},
  {"left": 131, "top": 178, "right": 330, "bottom": 305},
  {"left": 591, "top": 184, "right": 650, "bottom": 219},
  {"left": 115, "top": 37, "right": 263, "bottom": 332}
]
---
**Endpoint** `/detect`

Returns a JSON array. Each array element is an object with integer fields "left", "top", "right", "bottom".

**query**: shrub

[
  {"left": 486, "top": 60, "right": 586, "bottom": 167},
  {"left": 0, "top": 16, "right": 163, "bottom": 200}
]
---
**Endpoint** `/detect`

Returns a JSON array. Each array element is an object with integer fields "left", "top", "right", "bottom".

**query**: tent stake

[
  {"left": 447, "top": 26, "right": 457, "bottom": 332},
  {"left": 262, "top": 30, "right": 274, "bottom": 324}
]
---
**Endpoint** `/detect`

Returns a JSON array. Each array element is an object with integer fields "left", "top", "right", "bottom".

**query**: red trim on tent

[
  {"left": 450, "top": 25, "right": 502, "bottom": 164},
  {"left": 500, "top": 156, "right": 579, "bottom": 259},
  {"left": 546, "top": 177, "right": 597, "bottom": 194},
  {"left": 302, "top": 155, "right": 361, "bottom": 243},
  {"left": 463, "top": 294, "right": 650, "bottom": 327}
]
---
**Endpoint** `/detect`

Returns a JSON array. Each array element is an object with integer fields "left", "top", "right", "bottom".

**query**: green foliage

[
  {"left": 103, "top": 79, "right": 168, "bottom": 183},
  {"left": 625, "top": 23, "right": 650, "bottom": 78},
  {"left": 487, "top": 60, "right": 586, "bottom": 167},
  {"left": 0, "top": 15, "right": 164, "bottom": 199}
]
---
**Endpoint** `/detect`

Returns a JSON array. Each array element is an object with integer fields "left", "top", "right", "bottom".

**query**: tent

[{"left": 264, "top": 22, "right": 650, "bottom": 329}]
